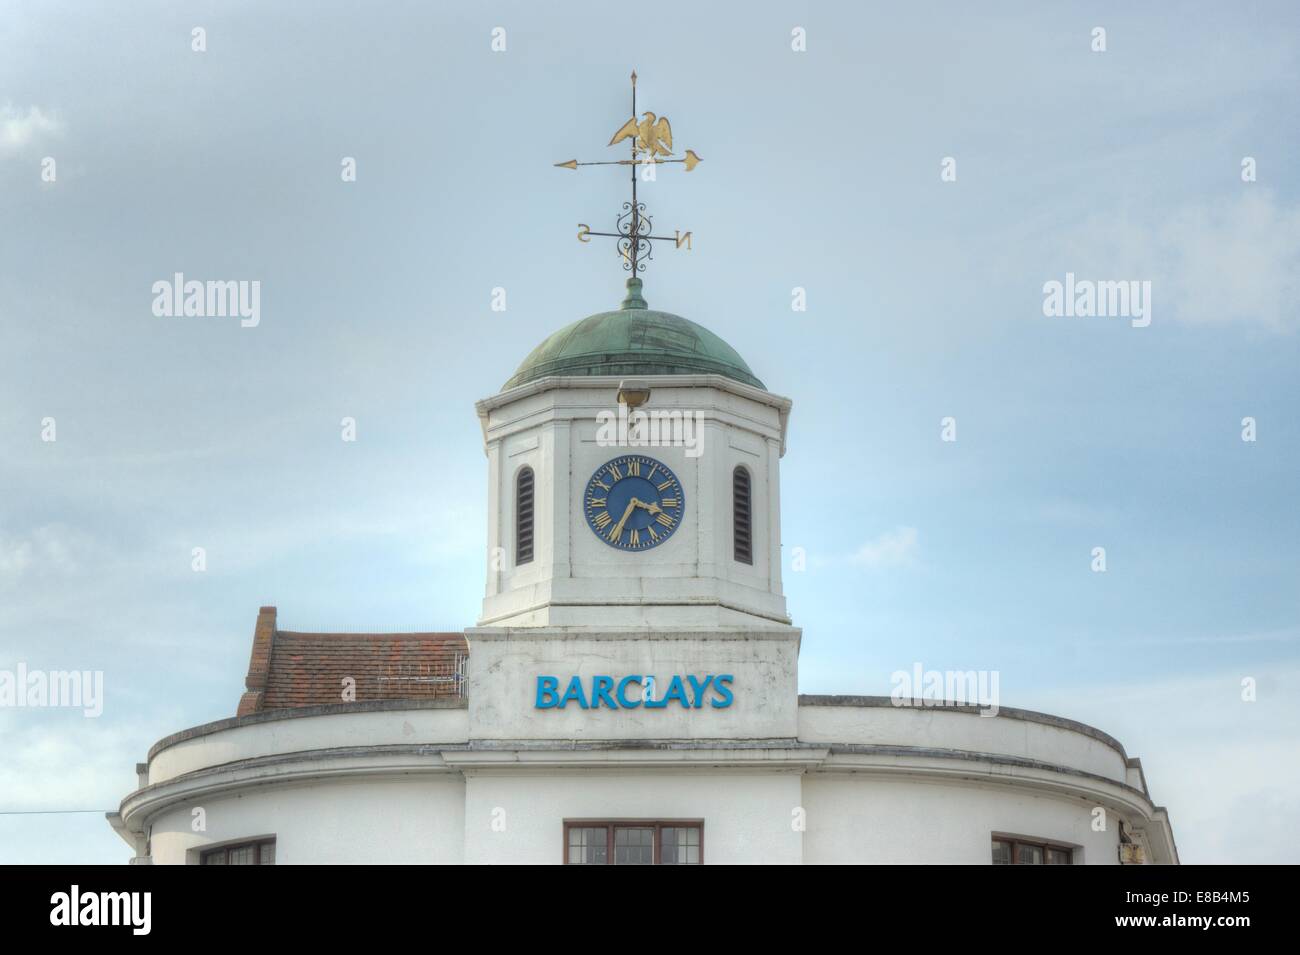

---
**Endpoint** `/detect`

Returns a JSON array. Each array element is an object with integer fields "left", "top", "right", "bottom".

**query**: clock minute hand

[{"left": 611, "top": 498, "right": 639, "bottom": 541}]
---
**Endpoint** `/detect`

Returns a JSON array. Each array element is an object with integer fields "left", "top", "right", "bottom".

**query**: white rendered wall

[
  {"left": 139, "top": 768, "right": 1128, "bottom": 864},
  {"left": 466, "top": 629, "right": 800, "bottom": 741},
  {"left": 119, "top": 681, "right": 1175, "bottom": 864},
  {"left": 147, "top": 706, "right": 469, "bottom": 786},
  {"left": 801, "top": 775, "right": 1119, "bottom": 864},
  {"left": 798, "top": 704, "right": 1129, "bottom": 784},
  {"left": 119, "top": 696, "right": 1173, "bottom": 864},
  {"left": 146, "top": 776, "right": 466, "bottom": 865},
  {"left": 461, "top": 771, "right": 804, "bottom": 864}
]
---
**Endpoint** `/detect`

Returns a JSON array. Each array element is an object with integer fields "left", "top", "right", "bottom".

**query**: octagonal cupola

[{"left": 475, "top": 280, "right": 792, "bottom": 631}]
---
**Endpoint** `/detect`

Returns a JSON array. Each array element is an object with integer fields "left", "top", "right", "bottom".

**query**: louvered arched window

[
  {"left": 733, "top": 465, "right": 753, "bottom": 565},
  {"left": 516, "top": 467, "right": 534, "bottom": 565}
]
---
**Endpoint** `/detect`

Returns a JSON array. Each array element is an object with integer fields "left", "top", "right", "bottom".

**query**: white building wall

[
  {"left": 798, "top": 703, "right": 1129, "bottom": 784},
  {"left": 146, "top": 776, "right": 466, "bottom": 865},
  {"left": 147, "top": 706, "right": 469, "bottom": 785},
  {"left": 461, "top": 771, "right": 804, "bottom": 864},
  {"left": 139, "top": 769, "right": 1123, "bottom": 865},
  {"left": 802, "top": 775, "right": 1118, "bottom": 864},
  {"left": 116, "top": 697, "right": 1174, "bottom": 864}
]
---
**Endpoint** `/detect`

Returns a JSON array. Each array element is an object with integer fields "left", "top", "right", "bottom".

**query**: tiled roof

[{"left": 237, "top": 607, "right": 467, "bottom": 716}]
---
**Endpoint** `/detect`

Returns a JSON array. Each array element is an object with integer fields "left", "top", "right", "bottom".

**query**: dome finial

[{"left": 621, "top": 277, "right": 648, "bottom": 310}]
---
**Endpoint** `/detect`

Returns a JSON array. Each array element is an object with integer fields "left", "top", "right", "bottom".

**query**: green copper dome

[{"left": 504, "top": 279, "right": 764, "bottom": 390}]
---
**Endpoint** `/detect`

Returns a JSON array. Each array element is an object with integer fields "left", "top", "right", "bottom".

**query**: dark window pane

[
  {"left": 663, "top": 826, "right": 701, "bottom": 865},
  {"left": 1046, "top": 847, "right": 1071, "bottom": 865},
  {"left": 991, "top": 840, "right": 1011, "bottom": 865},
  {"left": 202, "top": 839, "right": 275, "bottom": 866},
  {"left": 1016, "top": 844, "right": 1044, "bottom": 865},
  {"left": 614, "top": 827, "right": 654, "bottom": 865},
  {"left": 228, "top": 845, "right": 255, "bottom": 865},
  {"left": 568, "top": 827, "right": 607, "bottom": 865}
]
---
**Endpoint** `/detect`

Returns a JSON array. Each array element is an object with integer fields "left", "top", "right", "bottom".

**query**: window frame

[
  {"left": 732, "top": 464, "right": 753, "bottom": 565},
  {"left": 991, "top": 833, "right": 1075, "bottom": 865},
  {"left": 515, "top": 465, "right": 535, "bottom": 566},
  {"left": 563, "top": 819, "right": 704, "bottom": 865},
  {"left": 200, "top": 837, "right": 276, "bottom": 865}
]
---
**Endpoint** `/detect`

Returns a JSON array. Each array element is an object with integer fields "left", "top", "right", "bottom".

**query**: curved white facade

[{"left": 112, "top": 693, "right": 1176, "bottom": 864}]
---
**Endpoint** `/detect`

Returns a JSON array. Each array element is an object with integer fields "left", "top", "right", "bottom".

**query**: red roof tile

[{"left": 237, "top": 607, "right": 467, "bottom": 715}]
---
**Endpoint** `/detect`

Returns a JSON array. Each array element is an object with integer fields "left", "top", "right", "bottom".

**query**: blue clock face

[{"left": 583, "top": 454, "right": 685, "bottom": 551}]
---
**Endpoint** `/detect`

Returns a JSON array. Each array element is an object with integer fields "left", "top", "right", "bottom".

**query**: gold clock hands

[
  {"left": 634, "top": 500, "right": 663, "bottom": 515},
  {"left": 610, "top": 498, "right": 639, "bottom": 541}
]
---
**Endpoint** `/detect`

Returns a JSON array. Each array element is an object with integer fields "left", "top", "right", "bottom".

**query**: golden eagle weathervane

[{"left": 554, "top": 70, "right": 701, "bottom": 277}]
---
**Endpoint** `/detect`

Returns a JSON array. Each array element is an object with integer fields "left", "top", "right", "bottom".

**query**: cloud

[
  {"left": 0, "top": 104, "right": 62, "bottom": 158},
  {"left": 848, "top": 526, "right": 919, "bottom": 569},
  {"left": 1059, "top": 191, "right": 1300, "bottom": 332},
  {"left": 0, "top": 525, "right": 102, "bottom": 581}
]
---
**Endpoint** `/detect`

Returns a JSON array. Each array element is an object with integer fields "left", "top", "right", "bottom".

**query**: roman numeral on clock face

[{"left": 593, "top": 512, "right": 612, "bottom": 529}]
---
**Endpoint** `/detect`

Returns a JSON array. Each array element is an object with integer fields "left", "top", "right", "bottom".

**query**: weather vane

[{"left": 554, "top": 70, "right": 702, "bottom": 277}]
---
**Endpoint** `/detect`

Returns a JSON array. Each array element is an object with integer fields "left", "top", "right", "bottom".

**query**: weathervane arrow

[
  {"left": 554, "top": 70, "right": 701, "bottom": 277},
  {"left": 553, "top": 151, "right": 702, "bottom": 172}
]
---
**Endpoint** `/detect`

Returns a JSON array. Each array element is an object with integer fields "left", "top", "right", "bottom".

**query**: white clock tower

[{"left": 475, "top": 278, "right": 793, "bottom": 632}]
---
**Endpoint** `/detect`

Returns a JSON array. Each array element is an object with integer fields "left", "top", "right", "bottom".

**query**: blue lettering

[
  {"left": 663, "top": 675, "right": 690, "bottom": 708},
  {"left": 558, "top": 675, "right": 589, "bottom": 709},
  {"left": 591, "top": 675, "right": 617, "bottom": 709},
  {"left": 710, "top": 674, "right": 734, "bottom": 708},
  {"left": 536, "top": 676, "right": 559, "bottom": 709},
  {"left": 687, "top": 674, "right": 712, "bottom": 708},
  {"left": 537, "top": 674, "right": 735, "bottom": 709},
  {"left": 616, "top": 674, "right": 644, "bottom": 709}
]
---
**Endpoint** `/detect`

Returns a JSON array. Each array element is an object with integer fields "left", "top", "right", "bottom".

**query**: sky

[{"left": 1, "top": 0, "right": 1298, "bottom": 864}]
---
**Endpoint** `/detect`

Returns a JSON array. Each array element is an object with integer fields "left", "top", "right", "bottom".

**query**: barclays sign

[{"left": 535, "top": 674, "right": 734, "bottom": 710}]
